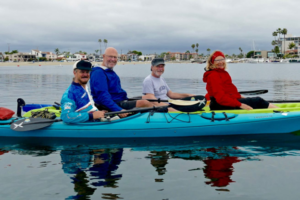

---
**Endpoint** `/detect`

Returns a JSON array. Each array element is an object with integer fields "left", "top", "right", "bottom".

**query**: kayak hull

[{"left": 1, "top": 112, "right": 300, "bottom": 138}]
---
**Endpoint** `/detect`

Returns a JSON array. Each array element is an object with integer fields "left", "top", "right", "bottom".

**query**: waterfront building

[
  {"left": 31, "top": 50, "right": 42, "bottom": 58},
  {"left": 139, "top": 54, "right": 155, "bottom": 61},
  {"left": 87, "top": 53, "right": 100, "bottom": 62},
  {"left": 127, "top": 53, "right": 139, "bottom": 61},
  {"left": 120, "top": 53, "right": 139, "bottom": 61},
  {"left": 164, "top": 52, "right": 198, "bottom": 61},
  {"left": 5, "top": 53, "right": 36, "bottom": 62},
  {"left": 278, "top": 34, "right": 300, "bottom": 56},
  {"left": 74, "top": 53, "right": 87, "bottom": 60},
  {"left": 42, "top": 52, "right": 57, "bottom": 61},
  {"left": 0, "top": 52, "right": 4, "bottom": 62}
]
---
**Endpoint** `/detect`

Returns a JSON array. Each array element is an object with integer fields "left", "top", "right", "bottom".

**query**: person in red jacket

[{"left": 203, "top": 51, "right": 278, "bottom": 110}]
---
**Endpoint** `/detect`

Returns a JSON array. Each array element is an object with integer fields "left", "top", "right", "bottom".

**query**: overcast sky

[{"left": 0, "top": 0, "right": 299, "bottom": 55}]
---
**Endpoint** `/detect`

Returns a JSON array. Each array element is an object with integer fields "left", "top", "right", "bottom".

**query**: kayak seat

[{"left": 201, "top": 112, "right": 237, "bottom": 122}]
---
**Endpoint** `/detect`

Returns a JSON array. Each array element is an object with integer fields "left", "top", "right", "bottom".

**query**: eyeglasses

[
  {"left": 106, "top": 55, "right": 118, "bottom": 59},
  {"left": 214, "top": 58, "right": 225, "bottom": 63}
]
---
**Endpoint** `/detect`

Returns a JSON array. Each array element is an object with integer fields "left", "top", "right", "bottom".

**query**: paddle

[
  {"left": 239, "top": 90, "right": 268, "bottom": 95},
  {"left": 106, "top": 96, "right": 206, "bottom": 115},
  {"left": 10, "top": 118, "right": 62, "bottom": 132},
  {"left": 128, "top": 95, "right": 206, "bottom": 103},
  {"left": 268, "top": 100, "right": 300, "bottom": 103}
]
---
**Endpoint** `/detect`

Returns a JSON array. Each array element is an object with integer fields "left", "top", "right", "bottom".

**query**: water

[{"left": 1, "top": 63, "right": 300, "bottom": 200}]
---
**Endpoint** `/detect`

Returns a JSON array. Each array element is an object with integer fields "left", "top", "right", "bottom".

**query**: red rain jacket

[{"left": 203, "top": 69, "right": 241, "bottom": 107}]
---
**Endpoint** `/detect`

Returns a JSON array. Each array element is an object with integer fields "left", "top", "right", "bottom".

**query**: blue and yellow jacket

[
  {"left": 90, "top": 66, "right": 128, "bottom": 111},
  {"left": 61, "top": 82, "right": 98, "bottom": 124}
]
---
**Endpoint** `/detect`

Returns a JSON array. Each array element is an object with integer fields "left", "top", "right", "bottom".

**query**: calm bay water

[{"left": 1, "top": 63, "right": 300, "bottom": 200}]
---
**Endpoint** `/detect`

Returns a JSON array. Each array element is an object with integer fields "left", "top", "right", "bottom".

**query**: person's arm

[
  {"left": 208, "top": 73, "right": 241, "bottom": 107},
  {"left": 90, "top": 69, "right": 123, "bottom": 111},
  {"left": 60, "top": 96, "right": 90, "bottom": 124},
  {"left": 167, "top": 91, "right": 194, "bottom": 99}
]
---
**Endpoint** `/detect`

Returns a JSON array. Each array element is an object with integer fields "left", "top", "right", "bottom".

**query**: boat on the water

[{"left": 1, "top": 110, "right": 300, "bottom": 138}]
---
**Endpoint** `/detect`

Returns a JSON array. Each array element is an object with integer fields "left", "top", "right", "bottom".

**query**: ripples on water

[{"left": 1, "top": 63, "right": 300, "bottom": 199}]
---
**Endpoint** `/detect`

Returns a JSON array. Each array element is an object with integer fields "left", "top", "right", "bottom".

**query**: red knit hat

[{"left": 211, "top": 51, "right": 225, "bottom": 64}]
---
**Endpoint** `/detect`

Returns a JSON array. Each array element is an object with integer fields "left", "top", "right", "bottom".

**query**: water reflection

[
  {"left": 2, "top": 134, "right": 300, "bottom": 199},
  {"left": 61, "top": 149, "right": 123, "bottom": 199}
]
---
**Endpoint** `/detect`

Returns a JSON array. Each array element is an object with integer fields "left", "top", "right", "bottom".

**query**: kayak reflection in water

[
  {"left": 148, "top": 151, "right": 169, "bottom": 176},
  {"left": 0, "top": 150, "right": 8, "bottom": 156},
  {"left": 60, "top": 60, "right": 106, "bottom": 124},
  {"left": 60, "top": 148, "right": 123, "bottom": 200},
  {"left": 203, "top": 51, "right": 278, "bottom": 111},
  {"left": 169, "top": 146, "right": 241, "bottom": 190}
]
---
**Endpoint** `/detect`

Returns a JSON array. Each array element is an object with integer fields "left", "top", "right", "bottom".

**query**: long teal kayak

[{"left": 1, "top": 111, "right": 300, "bottom": 138}]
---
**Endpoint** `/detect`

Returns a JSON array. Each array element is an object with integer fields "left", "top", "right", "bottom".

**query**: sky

[{"left": 0, "top": 0, "right": 299, "bottom": 55}]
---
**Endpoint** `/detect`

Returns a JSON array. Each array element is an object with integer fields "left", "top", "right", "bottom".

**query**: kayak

[
  {"left": 1, "top": 111, "right": 300, "bottom": 138},
  {"left": 21, "top": 102, "right": 300, "bottom": 118}
]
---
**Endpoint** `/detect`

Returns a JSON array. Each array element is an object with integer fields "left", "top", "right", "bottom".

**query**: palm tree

[
  {"left": 95, "top": 50, "right": 99, "bottom": 55},
  {"left": 276, "top": 28, "right": 282, "bottom": 54},
  {"left": 185, "top": 50, "right": 190, "bottom": 53},
  {"left": 239, "top": 47, "right": 243, "bottom": 58},
  {"left": 55, "top": 48, "right": 60, "bottom": 56},
  {"left": 196, "top": 43, "right": 199, "bottom": 49},
  {"left": 191, "top": 44, "right": 195, "bottom": 53},
  {"left": 104, "top": 39, "right": 108, "bottom": 49},
  {"left": 272, "top": 32, "right": 278, "bottom": 42},
  {"left": 281, "top": 28, "right": 288, "bottom": 55},
  {"left": 274, "top": 46, "right": 280, "bottom": 57},
  {"left": 207, "top": 48, "right": 211, "bottom": 55},
  {"left": 195, "top": 49, "right": 199, "bottom": 58},
  {"left": 98, "top": 39, "right": 102, "bottom": 56}
]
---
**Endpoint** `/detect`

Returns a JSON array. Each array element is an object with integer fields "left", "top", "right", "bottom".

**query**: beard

[
  {"left": 104, "top": 60, "right": 116, "bottom": 69},
  {"left": 154, "top": 70, "right": 163, "bottom": 77}
]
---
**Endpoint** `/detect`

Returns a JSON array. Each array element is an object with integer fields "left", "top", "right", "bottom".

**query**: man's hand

[
  {"left": 118, "top": 109, "right": 129, "bottom": 118},
  {"left": 240, "top": 103, "right": 253, "bottom": 110},
  {"left": 93, "top": 111, "right": 107, "bottom": 119}
]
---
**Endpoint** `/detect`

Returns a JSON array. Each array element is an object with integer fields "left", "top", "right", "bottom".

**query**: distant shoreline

[{"left": 0, "top": 60, "right": 196, "bottom": 67}]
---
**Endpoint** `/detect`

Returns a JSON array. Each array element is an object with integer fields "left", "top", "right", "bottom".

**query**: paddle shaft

[
  {"left": 105, "top": 106, "right": 167, "bottom": 116},
  {"left": 268, "top": 100, "right": 300, "bottom": 103}
]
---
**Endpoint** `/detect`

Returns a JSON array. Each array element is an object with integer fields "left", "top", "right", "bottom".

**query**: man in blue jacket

[
  {"left": 90, "top": 47, "right": 155, "bottom": 118},
  {"left": 61, "top": 60, "right": 106, "bottom": 124}
]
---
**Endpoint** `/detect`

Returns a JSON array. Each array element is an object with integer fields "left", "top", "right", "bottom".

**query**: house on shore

[
  {"left": 164, "top": 52, "right": 198, "bottom": 61},
  {"left": 5, "top": 53, "right": 36, "bottom": 62},
  {"left": 120, "top": 53, "right": 139, "bottom": 61},
  {"left": 42, "top": 52, "right": 57, "bottom": 61},
  {"left": 139, "top": 54, "right": 155, "bottom": 61},
  {"left": 0, "top": 53, "right": 4, "bottom": 62},
  {"left": 31, "top": 50, "right": 42, "bottom": 58}
]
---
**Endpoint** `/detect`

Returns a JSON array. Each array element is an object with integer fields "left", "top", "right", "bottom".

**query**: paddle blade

[
  {"left": 10, "top": 118, "right": 56, "bottom": 132},
  {"left": 170, "top": 95, "right": 207, "bottom": 112},
  {"left": 239, "top": 90, "right": 268, "bottom": 95},
  {"left": 180, "top": 95, "right": 206, "bottom": 101}
]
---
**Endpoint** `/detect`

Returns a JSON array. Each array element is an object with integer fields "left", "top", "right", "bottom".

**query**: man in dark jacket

[{"left": 90, "top": 47, "right": 155, "bottom": 118}]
